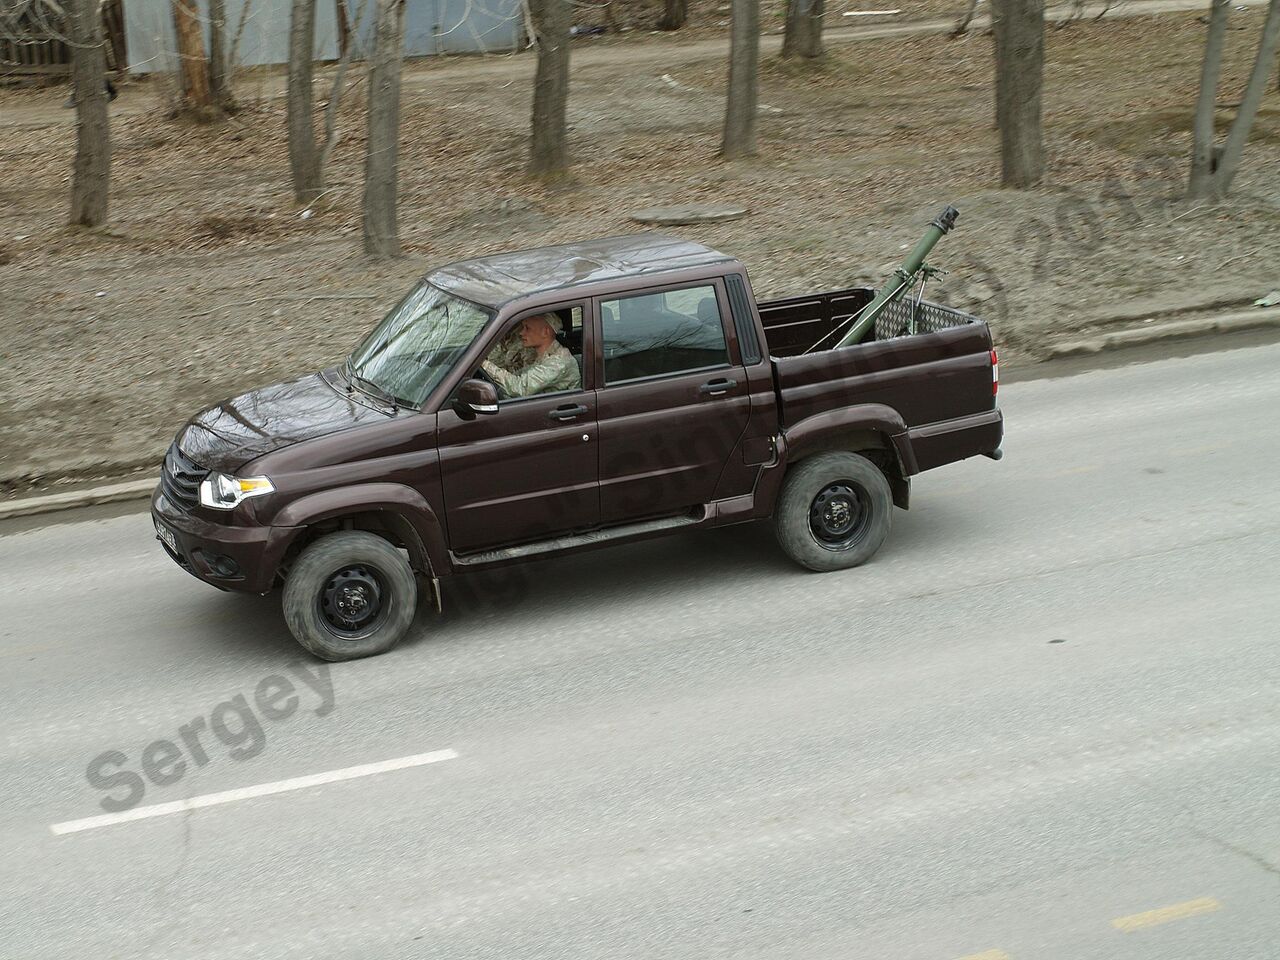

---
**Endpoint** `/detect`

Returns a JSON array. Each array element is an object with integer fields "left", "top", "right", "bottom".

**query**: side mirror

[{"left": 453, "top": 378, "right": 499, "bottom": 419}]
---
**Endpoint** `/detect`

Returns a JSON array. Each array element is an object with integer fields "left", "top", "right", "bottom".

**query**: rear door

[{"left": 592, "top": 280, "right": 753, "bottom": 524}]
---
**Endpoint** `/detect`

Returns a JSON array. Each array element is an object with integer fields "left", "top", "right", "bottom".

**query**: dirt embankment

[{"left": 1, "top": 6, "right": 1278, "bottom": 493}]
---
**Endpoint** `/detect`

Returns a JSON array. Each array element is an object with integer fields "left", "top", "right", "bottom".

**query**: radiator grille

[{"left": 160, "top": 443, "right": 207, "bottom": 512}]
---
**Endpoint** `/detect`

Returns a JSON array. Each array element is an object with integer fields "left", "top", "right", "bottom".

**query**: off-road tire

[
  {"left": 774, "top": 451, "right": 893, "bottom": 572},
  {"left": 282, "top": 531, "right": 418, "bottom": 661}
]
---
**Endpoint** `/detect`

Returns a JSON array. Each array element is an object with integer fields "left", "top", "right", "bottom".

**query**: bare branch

[
  {"left": 319, "top": 0, "right": 372, "bottom": 168},
  {"left": 228, "top": 0, "right": 253, "bottom": 67}
]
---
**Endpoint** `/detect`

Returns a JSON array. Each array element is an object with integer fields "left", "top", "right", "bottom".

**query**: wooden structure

[{"left": 0, "top": 0, "right": 126, "bottom": 76}]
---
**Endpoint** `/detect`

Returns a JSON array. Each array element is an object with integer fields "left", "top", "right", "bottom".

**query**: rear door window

[{"left": 599, "top": 284, "right": 729, "bottom": 384}]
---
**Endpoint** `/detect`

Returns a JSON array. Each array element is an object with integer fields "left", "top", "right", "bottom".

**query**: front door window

[{"left": 479, "top": 306, "right": 586, "bottom": 401}]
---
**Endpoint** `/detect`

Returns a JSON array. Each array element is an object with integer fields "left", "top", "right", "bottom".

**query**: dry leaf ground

[{"left": 1, "top": 5, "right": 1278, "bottom": 491}]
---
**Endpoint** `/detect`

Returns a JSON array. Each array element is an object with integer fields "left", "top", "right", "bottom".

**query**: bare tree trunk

[
  {"left": 658, "top": 0, "right": 688, "bottom": 30},
  {"left": 171, "top": 0, "right": 213, "bottom": 108},
  {"left": 336, "top": 0, "right": 352, "bottom": 54},
  {"left": 69, "top": 0, "right": 110, "bottom": 226},
  {"left": 1188, "top": 0, "right": 1230, "bottom": 197},
  {"left": 952, "top": 0, "right": 979, "bottom": 35},
  {"left": 992, "top": 0, "right": 1045, "bottom": 188},
  {"left": 209, "top": 0, "right": 233, "bottom": 107},
  {"left": 1211, "top": 0, "right": 1280, "bottom": 194},
  {"left": 528, "top": 0, "right": 571, "bottom": 177},
  {"left": 363, "top": 0, "right": 405, "bottom": 258},
  {"left": 288, "top": 0, "right": 323, "bottom": 203},
  {"left": 782, "top": 0, "right": 823, "bottom": 58},
  {"left": 721, "top": 0, "right": 759, "bottom": 159}
]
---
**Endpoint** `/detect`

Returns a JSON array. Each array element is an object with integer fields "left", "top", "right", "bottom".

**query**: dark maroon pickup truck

[{"left": 152, "top": 233, "right": 1002, "bottom": 659}]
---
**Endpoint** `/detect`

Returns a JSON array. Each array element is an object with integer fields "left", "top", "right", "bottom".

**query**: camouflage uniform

[
  {"left": 487, "top": 329, "right": 536, "bottom": 376},
  {"left": 482, "top": 341, "right": 580, "bottom": 399}
]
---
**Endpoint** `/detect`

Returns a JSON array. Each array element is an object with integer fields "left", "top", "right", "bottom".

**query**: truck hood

[{"left": 178, "top": 369, "right": 390, "bottom": 472}]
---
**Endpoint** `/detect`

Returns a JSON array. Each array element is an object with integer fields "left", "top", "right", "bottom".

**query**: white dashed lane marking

[{"left": 50, "top": 748, "right": 459, "bottom": 835}]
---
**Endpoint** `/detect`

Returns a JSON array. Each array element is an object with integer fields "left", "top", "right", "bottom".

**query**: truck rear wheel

[
  {"left": 282, "top": 531, "right": 418, "bottom": 661},
  {"left": 774, "top": 452, "right": 893, "bottom": 572}
]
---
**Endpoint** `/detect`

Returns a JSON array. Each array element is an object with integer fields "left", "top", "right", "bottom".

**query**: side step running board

[{"left": 451, "top": 514, "right": 702, "bottom": 567}]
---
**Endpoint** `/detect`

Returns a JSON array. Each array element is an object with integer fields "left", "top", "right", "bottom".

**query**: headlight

[{"left": 199, "top": 472, "right": 275, "bottom": 510}]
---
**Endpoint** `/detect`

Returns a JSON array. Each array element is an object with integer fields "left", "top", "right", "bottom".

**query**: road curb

[
  {"left": 1045, "top": 310, "right": 1280, "bottom": 359},
  {"left": 0, "top": 478, "right": 154, "bottom": 522}
]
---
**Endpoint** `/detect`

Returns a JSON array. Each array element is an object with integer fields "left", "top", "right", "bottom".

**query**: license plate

[{"left": 155, "top": 518, "right": 178, "bottom": 553}]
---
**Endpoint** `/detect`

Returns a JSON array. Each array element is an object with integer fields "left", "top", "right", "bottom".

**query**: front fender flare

[{"left": 270, "top": 483, "right": 450, "bottom": 576}]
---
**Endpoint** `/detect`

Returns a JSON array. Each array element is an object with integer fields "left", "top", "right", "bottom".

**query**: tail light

[{"left": 991, "top": 348, "right": 999, "bottom": 397}]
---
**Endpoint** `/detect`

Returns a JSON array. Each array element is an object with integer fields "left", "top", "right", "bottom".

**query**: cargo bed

[{"left": 757, "top": 286, "right": 1002, "bottom": 473}]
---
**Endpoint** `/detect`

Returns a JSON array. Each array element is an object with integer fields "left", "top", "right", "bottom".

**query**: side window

[
  {"left": 481, "top": 305, "right": 585, "bottom": 402},
  {"left": 600, "top": 284, "right": 729, "bottom": 384}
]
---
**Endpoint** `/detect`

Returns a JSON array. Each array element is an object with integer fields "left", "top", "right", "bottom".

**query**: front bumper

[{"left": 150, "top": 486, "right": 299, "bottom": 594}]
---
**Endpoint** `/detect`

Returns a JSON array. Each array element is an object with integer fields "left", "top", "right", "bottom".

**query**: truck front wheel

[
  {"left": 774, "top": 452, "right": 893, "bottom": 572},
  {"left": 282, "top": 531, "right": 418, "bottom": 661}
]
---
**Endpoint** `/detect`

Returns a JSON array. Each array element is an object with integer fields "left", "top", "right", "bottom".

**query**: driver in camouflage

[
  {"left": 487, "top": 326, "right": 535, "bottom": 376},
  {"left": 482, "top": 314, "right": 580, "bottom": 399}
]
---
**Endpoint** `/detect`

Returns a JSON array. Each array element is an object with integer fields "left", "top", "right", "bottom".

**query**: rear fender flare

[{"left": 782, "top": 404, "right": 919, "bottom": 477}]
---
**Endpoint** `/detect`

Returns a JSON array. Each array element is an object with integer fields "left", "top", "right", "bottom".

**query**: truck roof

[{"left": 426, "top": 233, "right": 738, "bottom": 308}]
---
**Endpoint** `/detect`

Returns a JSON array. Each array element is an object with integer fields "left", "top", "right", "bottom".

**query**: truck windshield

[{"left": 347, "top": 283, "right": 492, "bottom": 408}]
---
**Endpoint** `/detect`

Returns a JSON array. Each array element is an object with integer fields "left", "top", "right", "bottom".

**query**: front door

[
  {"left": 438, "top": 305, "right": 598, "bottom": 554},
  {"left": 593, "top": 281, "right": 752, "bottom": 524}
]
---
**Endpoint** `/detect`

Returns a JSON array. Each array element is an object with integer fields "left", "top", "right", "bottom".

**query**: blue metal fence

[
  {"left": 350, "top": 0, "right": 524, "bottom": 57},
  {"left": 123, "top": 0, "right": 522, "bottom": 73}
]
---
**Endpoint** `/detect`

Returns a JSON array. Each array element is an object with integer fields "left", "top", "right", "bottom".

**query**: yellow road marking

[
  {"left": 956, "top": 951, "right": 1011, "bottom": 960},
  {"left": 1112, "top": 897, "right": 1222, "bottom": 932}
]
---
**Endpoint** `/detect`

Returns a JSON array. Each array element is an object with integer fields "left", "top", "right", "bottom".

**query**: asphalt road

[{"left": 2, "top": 341, "right": 1279, "bottom": 960}]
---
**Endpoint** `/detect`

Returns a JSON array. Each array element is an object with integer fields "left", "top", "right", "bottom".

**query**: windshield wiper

[{"left": 343, "top": 360, "right": 416, "bottom": 412}]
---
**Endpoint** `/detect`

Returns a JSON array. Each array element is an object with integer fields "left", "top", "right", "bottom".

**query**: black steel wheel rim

[
  {"left": 318, "top": 564, "right": 389, "bottom": 640},
  {"left": 809, "top": 480, "right": 871, "bottom": 551}
]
